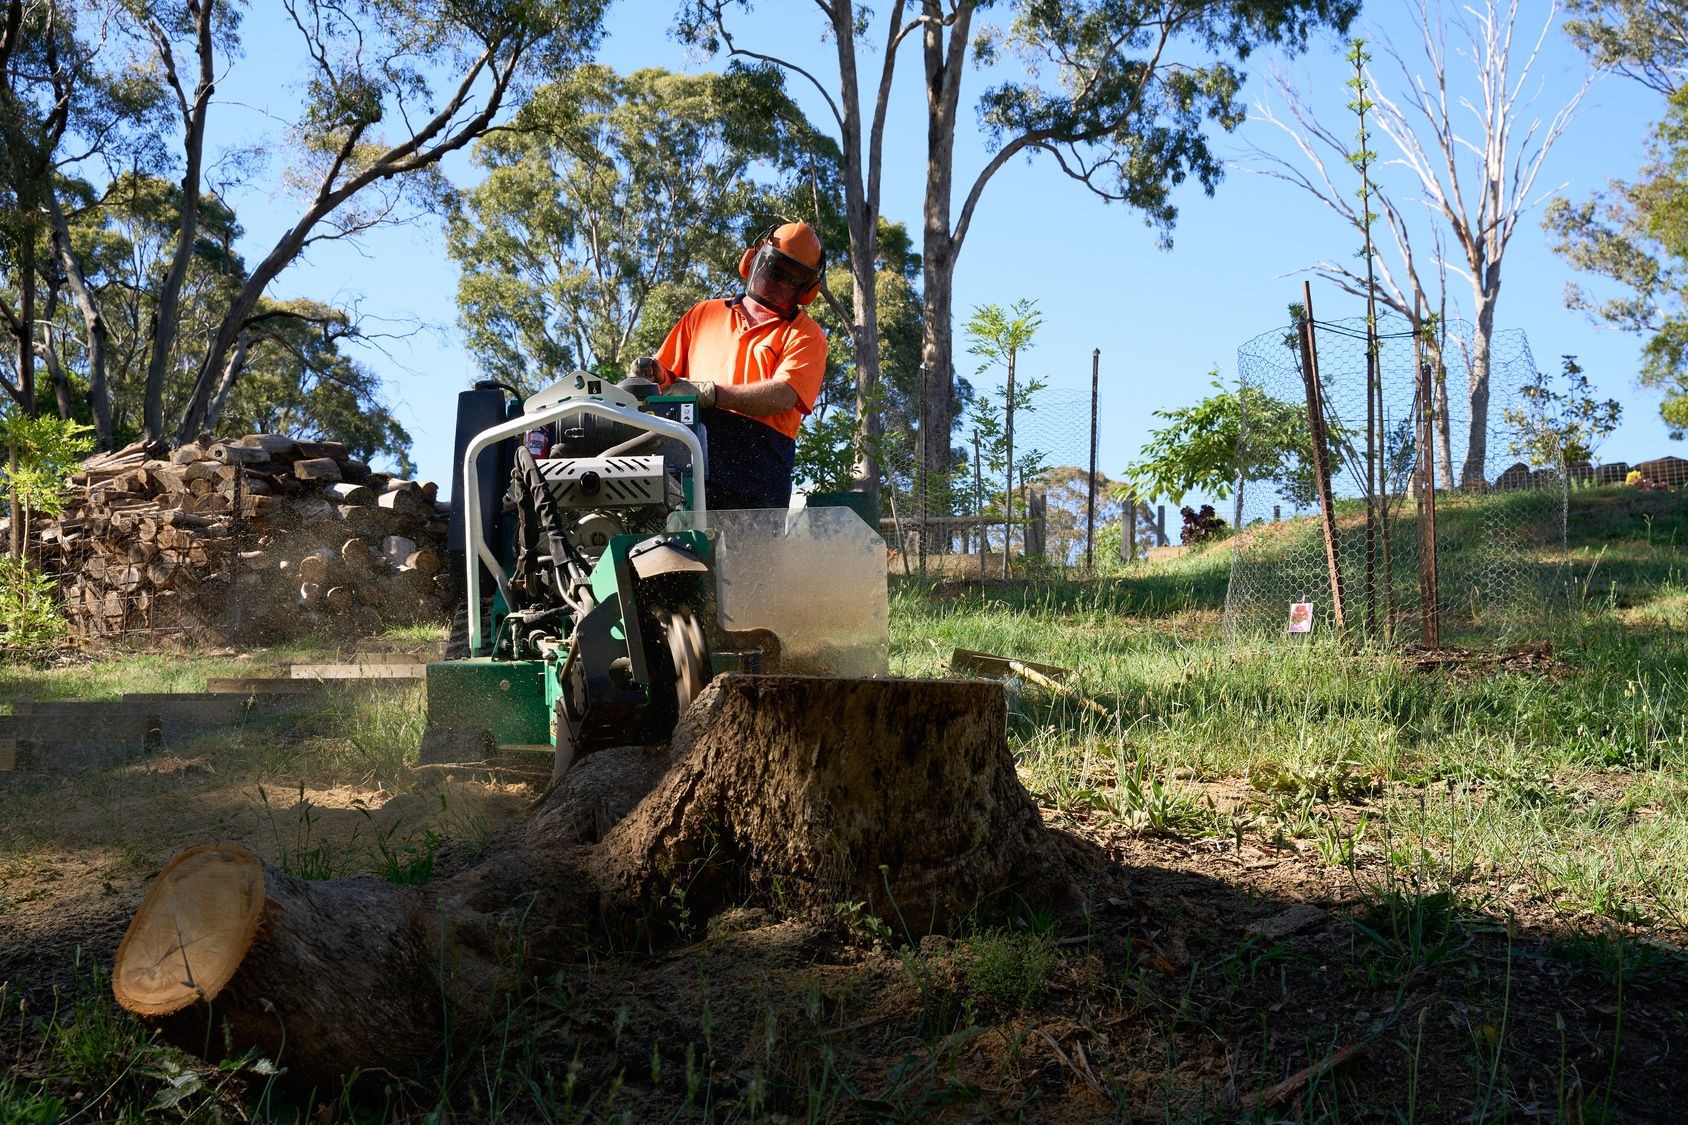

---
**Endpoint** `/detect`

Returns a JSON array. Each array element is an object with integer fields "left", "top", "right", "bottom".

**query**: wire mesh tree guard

[
  {"left": 1224, "top": 310, "right": 1569, "bottom": 645},
  {"left": 878, "top": 388, "right": 1118, "bottom": 576}
]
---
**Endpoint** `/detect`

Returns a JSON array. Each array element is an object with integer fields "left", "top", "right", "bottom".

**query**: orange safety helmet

[{"left": 738, "top": 221, "right": 825, "bottom": 317}]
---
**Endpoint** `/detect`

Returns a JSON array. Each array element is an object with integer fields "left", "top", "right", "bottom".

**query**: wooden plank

[
  {"left": 950, "top": 648, "right": 1074, "bottom": 682},
  {"left": 289, "top": 663, "right": 427, "bottom": 680},
  {"left": 206, "top": 677, "right": 332, "bottom": 695}
]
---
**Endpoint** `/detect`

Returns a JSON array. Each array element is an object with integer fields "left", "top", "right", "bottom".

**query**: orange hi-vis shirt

[{"left": 653, "top": 298, "right": 827, "bottom": 441}]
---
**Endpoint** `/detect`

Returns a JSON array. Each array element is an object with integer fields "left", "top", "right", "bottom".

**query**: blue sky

[{"left": 206, "top": 1, "right": 1669, "bottom": 501}]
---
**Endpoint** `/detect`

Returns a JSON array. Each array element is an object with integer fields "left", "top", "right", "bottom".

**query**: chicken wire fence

[
  {"left": 877, "top": 388, "right": 1127, "bottom": 576},
  {"left": 1224, "top": 311, "right": 1569, "bottom": 645}
]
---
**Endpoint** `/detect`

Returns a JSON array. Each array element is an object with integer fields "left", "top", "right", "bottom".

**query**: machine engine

[{"left": 534, "top": 454, "right": 679, "bottom": 562}]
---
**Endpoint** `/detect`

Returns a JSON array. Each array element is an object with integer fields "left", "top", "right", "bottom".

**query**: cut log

[
  {"left": 294, "top": 439, "right": 348, "bottom": 461},
  {"left": 111, "top": 843, "right": 440, "bottom": 1093},
  {"left": 340, "top": 537, "right": 371, "bottom": 567},
  {"left": 209, "top": 443, "right": 270, "bottom": 465},
  {"left": 293, "top": 457, "right": 342, "bottom": 482},
  {"left": 404, "top": 547, "right": 441, "bottom": 577},
  {"left": 233, "top": 434, "right": 301, "bottom": 457},
  {"left": 324, "top": 585, "right": 353, "bottom": 614},
  {"left": 325, "top": 482, "right": 375, "bottom": 506},
  {"left": 377, "top": 489, "right": 426, "bottom": 518},
  {"left": 148, "top": 559, "right": 179, "bottom": 590},
  {"left": 115, "top": 675, "right": 1068, "bottom": 1088},
  {"left": 297, "top": 549, "right": 335, "bottom": 586}
]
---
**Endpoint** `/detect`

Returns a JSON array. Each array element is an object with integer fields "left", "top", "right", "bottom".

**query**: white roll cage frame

[{"left": 460, "top": 372, "right": 707, "bottom": 657}]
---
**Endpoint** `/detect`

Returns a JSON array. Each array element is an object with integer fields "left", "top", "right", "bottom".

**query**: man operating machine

[{"left": 633, "top": 220, "right": 828, "bottom": 510}]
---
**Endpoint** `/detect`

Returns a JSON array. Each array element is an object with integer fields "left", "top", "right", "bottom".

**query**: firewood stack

[{"left": 33, "top": 435, "right": 454, "bottom": 645}]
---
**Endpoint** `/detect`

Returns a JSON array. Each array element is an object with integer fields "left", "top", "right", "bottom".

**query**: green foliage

[
  {"left": 985, "top": 0, "right": 1360, "bottom": 245},
  {"left": 1545, "top": 86, "right": 1688, "bottom": 437},
  {"left": 449, "top": 64, "right": 836, "bottom": 394},
  {"left": 40, "top": 173, "right": 410, "bottom": 465},
  {"left": 1564, "top": 0, "right": 1687, "bottom": 95},
  {"left": 0, "top": 413, "right": 93, "bottom": 519},
  {"left": 1503, "top": 355, "right": 1622, "bottom": 467},
  {"left": 964, "top": 300, "right": 1043, "bottom": 375},
  {"left": 372, "top": 820, "right": 442, "bottom": 885},
  {"left": 0, "top": 556, "right": 66, "bottom": 655},
  {"left": 224, "top": 298, "right": 413, "bottom": 473},
  {"left": 1122, "top": 374, "right": 1318, "bottom": 504},
  {"left": 0, "top": 956, "right": 277, "bottom": 1121}
]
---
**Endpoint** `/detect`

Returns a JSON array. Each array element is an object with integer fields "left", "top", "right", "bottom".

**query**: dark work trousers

[{"left": 701, "top": 406, "right": 795, "bottom": 510}]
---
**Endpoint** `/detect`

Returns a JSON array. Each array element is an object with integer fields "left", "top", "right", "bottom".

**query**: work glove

[
  {"left": 664, "top": 378, "right": 717, "bottom": 408},
  {"left": 630, "top": 355, "right": 670, "bottom": 383}
]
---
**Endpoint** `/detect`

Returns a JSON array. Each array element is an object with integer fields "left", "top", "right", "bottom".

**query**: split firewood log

[
  {"left": 381, "top": 534, "right": 417, "bottom": 564},
  {"left": 325, "top": 482, "right": 374, "bottom": 505},
  {"left": 292, "top": 457, "right": 342, "bottom": 482}
]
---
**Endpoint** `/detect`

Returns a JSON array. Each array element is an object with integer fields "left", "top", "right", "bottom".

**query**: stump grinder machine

[{"left": 425, "top": 371, "right": 889, "bottom": 782}]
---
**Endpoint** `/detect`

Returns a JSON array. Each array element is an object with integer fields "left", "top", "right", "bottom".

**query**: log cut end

[{"left": 112, "top": 842, "right": 264, "bottom": 1017}]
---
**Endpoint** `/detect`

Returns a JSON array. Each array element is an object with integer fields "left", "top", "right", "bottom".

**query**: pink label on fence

[{"left": 1288, "top": 602, "right": 1314, "bottom": 634}]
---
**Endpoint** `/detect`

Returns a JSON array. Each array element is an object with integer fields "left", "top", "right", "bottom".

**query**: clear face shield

[{"left": 746, "top": 242, "right": 820, "bottom": 319}]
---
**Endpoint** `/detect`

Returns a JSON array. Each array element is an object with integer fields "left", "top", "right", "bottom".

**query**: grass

[
  {"left": 2, "top": 485, "right": 1686, "bottom": 1120},
  {"left": 882, "top": 488, "right": 1688, "bottom": 936}
]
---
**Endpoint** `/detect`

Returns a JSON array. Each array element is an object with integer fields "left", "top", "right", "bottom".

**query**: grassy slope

[
  {"left": 894, "top": 486, "right": 1688, "bottom": 928},
  {"left": 2, "top": 488, "right": 1686, "bottom": 1121}
]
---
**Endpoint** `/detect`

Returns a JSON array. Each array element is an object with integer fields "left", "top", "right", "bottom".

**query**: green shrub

[{"left": 0, "top": 556, "right": 66, "bottom": 657}]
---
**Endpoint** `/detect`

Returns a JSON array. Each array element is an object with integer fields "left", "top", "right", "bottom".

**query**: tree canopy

[
  {"left": 448, "top": 64, "right": 833, "bottom": 393},
  {"left": 1550, "top": 6, "right": 1688, "bottom": 436}
]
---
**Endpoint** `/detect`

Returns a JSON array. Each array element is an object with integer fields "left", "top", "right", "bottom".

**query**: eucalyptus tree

[
  {"left": 1549, "top": 0, "right": 1688, "bottom": 436},
  {"left": 448, "top": 65, "right": 832, "bottom": 393},
  {"left": 676, "top": 0, "right": 933, "bottom": 499},
  {"left": 110, "top": 0, "right": 612, "bottom": 443},
  {"left": 909, "top": 0, "right": 1359, "bottom": 484}
]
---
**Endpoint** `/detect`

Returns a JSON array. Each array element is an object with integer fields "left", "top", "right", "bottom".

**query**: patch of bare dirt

[{"left": 0, "top": 756, "right": 533, "bottom": 1007}]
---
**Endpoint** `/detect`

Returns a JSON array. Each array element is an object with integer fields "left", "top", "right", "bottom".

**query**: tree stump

[{"left": 113, "top": 675, "right": 1068, "bottom": 1088}]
